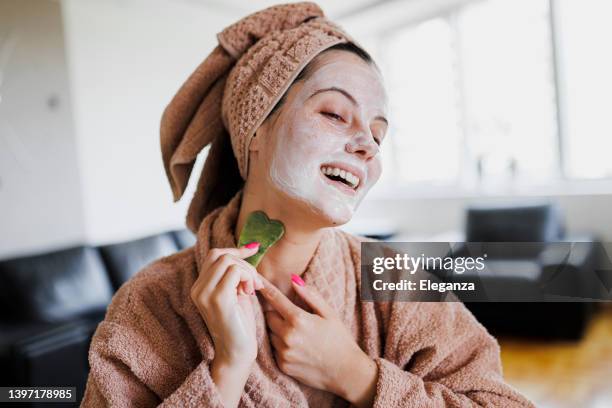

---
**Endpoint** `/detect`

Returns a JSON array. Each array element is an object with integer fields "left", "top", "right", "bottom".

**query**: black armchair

[
  {"left": 0, "top": 229, "right": 196, "bottom": 405},
  {"left": 431, "top": 202, "right": 600, "bottom": 339}
]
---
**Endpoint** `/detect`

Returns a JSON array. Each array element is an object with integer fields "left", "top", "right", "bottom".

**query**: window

[
  {"left": 376, "top": 0, "right": 611, "bottom": 192},
  {"left": 555, "top": 0, "right": 612, "bottom": 179},
  {"left": 380, "top": 17, "right": 462, "bottom": 185},
  {"left": 458, "top": 0, "right": 557, "bottom": 186}
]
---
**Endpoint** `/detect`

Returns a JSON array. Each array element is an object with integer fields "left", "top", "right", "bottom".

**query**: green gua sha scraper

[{"left": 238, "top": 211, "right": 285, "bottom": 267}]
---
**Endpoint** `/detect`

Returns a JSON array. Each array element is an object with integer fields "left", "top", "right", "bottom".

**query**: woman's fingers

[
  {"left": 218, "top": 244, "right": 261, "bottom": 261},
  {"left": 269, "top": 332, "right": 287, "bottom": 352},
  {"left": 205, "top": 254, "right": 240, "bottom": 288},
  {"left": 290, "top": 277, "right": 334, "bottom": 318},
  {"left": 201, "top": 244, "right": 260, "bottom": 272},
  {"left": 217, "top": 264, "right": 254, "bottom": 298},
  {"left": 232, "top": 256, "right": 264, "bottom": 289},
  {"left": 204, "top": 253, "right": 262, "bottom": 292},
  {"left": 259, "top": 275, "right": 304, "bottom": 321},
  {"left": 264, "top": 310, "right": 286, "bottom": 335}
]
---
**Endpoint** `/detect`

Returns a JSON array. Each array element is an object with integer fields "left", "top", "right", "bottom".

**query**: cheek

[
  {"left": 285, "top": 116, "right": 341, "bottom": 157},
  {"left": 367, "top": 158, "right": 383, "bottom": 185}
]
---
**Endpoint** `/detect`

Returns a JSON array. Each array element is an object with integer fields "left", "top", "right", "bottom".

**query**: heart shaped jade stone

[{"left": 237, "top": 211, "right": 285, "bottom": 267}]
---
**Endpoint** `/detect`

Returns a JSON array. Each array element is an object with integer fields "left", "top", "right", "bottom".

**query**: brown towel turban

[{"left": 160, "top": 2, "right": 362, "bottom": 233}]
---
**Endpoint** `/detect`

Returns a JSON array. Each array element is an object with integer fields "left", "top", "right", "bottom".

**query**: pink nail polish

[
  {"left": 244, "top": 242, "right": 260, "bottom": 249},
  {"left": 291, "top": 274, "right": 305, "bottom": 287}
]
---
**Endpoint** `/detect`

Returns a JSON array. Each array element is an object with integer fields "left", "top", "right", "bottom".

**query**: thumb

[{"left": 290, "top": 274, "right": 334, "bottom": 318}]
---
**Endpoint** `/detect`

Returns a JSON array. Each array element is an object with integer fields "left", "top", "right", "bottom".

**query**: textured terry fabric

[
  {"left": 82, "top": 189, "right": 535, "bottom": 407},
  {"left": 159, "top": 2, "right": 357, "bottom": 233}
]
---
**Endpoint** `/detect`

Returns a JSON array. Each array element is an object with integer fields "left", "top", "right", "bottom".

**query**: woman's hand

[
  {"left": 260, "top": 275, "right": 378, "bottom": 408},
  {"left": 191, "top": 243, "right": 264, "bottom": 363},
  {"left": 190, "top": 243, "right": 264, "bottom": 408}
]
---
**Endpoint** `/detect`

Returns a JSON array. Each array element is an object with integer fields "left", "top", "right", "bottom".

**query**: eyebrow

[{"left": 308, "top": 86, "right": 389, "bottom": 125}]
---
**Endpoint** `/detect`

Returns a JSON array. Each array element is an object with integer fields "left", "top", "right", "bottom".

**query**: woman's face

[{"left": 249, "top": 49, "right": 388, "bottom": 226}]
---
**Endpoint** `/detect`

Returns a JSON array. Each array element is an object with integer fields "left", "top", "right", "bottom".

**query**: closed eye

[{"left": 321, "top": 111, "right": 343, "bottom": 122}]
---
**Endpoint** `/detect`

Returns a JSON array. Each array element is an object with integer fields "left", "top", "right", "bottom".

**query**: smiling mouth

[{"left": 320, "top": 166, "right": 361, "bottom": 190}]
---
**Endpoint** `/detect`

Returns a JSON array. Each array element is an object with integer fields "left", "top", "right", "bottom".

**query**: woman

[{"left": 82, "top": 3, "right": 534, "bottom": 407}]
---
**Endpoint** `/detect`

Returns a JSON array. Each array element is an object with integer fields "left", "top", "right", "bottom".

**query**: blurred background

[{"left": 0, "top": 0, "right": 611, "bottom": 406}]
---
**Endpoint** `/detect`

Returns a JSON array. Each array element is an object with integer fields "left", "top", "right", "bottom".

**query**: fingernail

[
  {"left": 244, "top": 242, "right": 260, "bottom": 249},
  {"left": 291, "top": 274, "right": 305, "bottom": 287}
]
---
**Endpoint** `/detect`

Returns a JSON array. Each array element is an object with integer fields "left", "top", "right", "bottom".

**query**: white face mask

[{"left": 264, "top": 51, "right": 388, "bottom": 226}]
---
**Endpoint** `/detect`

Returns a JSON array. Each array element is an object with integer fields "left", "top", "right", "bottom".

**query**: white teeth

[{"left": 321, "top": 166, "right": 360, "bottom": 189}]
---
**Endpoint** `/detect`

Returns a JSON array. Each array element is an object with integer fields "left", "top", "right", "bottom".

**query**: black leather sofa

[
  {"left": 0, "top": 229, "right": 196, "bottom": 406},
  {"left": 431, "top": 202, "right": 600, "bottom": 340}
]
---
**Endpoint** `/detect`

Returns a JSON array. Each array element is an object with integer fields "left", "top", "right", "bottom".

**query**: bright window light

[
  {"left": 458, "top": 0, "right": 558, "bottom": 185},
  {"left": 379, "top": 0, "right": 560, "bottom": 189},
  {"left": 556, "top": 0, "right": 612, "bottom": 179},
  {"left": 381, "top": 17, "right": 462, "bottom": 185}
]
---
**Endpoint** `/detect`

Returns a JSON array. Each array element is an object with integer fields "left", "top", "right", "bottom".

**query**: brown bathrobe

[{"left": 81, "top": 190, "right": 534, "bottom": 407}]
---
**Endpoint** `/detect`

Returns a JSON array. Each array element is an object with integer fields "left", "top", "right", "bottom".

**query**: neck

[{"left": 234, "top": 185, "right": 325, "bottom": 296}]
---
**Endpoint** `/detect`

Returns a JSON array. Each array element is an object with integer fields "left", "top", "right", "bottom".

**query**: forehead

[{"left": 298, "top": 50, "right": 388, "bottom": 112}]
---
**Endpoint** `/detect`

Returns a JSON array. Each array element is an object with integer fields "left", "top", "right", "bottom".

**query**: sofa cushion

[
  {"left": 172, "top": 229, "right": 196, "bottom": 249},
  {"left": 466, "top": 202, "right": 564, "bottom": 244},
  {"left": 0, "top": 246, "right": 114, "bottom": 324},
  {"left": 99, "top": 233, "right": 178, "bottom": 290}
]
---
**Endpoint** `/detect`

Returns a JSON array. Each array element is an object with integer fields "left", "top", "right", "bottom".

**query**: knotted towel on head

[{"left": 160, "top": 2, "right": 363, "bottom": 234}]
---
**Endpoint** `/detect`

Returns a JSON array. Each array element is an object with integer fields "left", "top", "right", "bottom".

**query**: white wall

[
  {"left": 0, "top": 0, "right": 232, "bottom": 259},
  {"left": 0, "top": 0, "right": 85, "bottom": 258},
  {"left": 346, "top": 192, "right": 612, "bottom": 241},
  {"left": 61, "top": 0, "right": 232, "bottom": 245},
  {"left": 1, "top": 0, "right": 610, "bottom": 261}
]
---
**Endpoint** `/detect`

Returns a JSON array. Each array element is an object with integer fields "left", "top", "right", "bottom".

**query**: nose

[{"left": 345, "top": 131, "right": 379, "bottom": 160}]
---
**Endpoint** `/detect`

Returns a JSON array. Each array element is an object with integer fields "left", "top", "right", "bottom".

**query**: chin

[
  {"left": 282, "top": 193, "right": 354, "bottom": 228},
  {"left": 310, "top": 200, "right": 356, "bottom": 227},
  {"left": 269, "top": 170, "right": 366, "bottom": 227}
]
